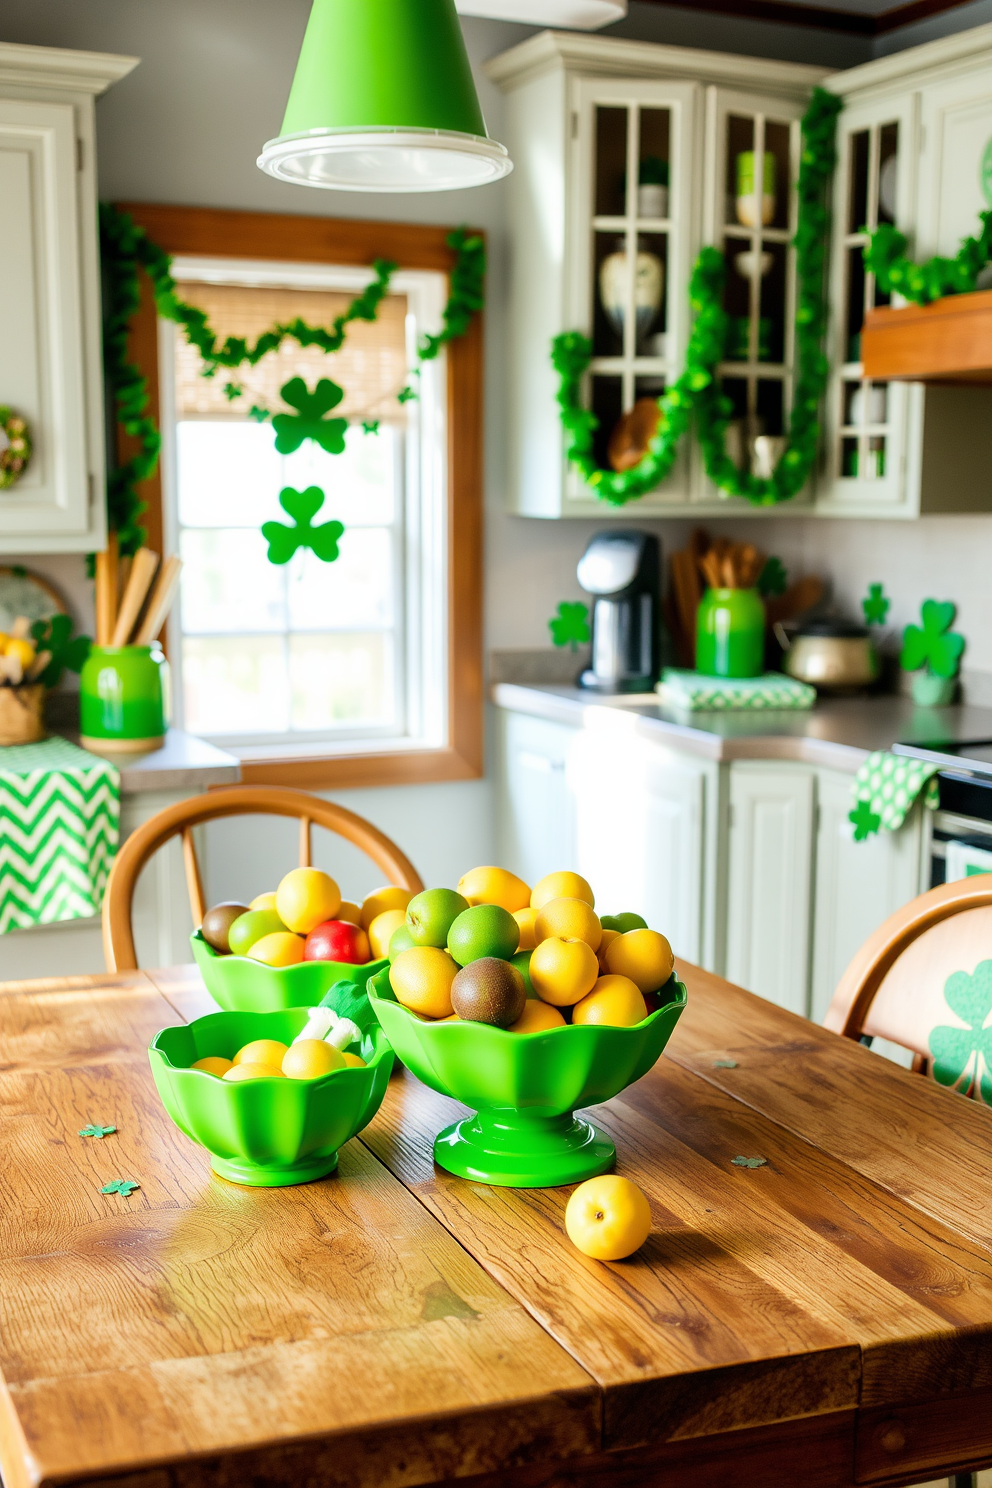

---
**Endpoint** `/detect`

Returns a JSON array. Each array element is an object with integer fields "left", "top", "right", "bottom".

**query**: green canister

[
  {"left": 696, "top": 588, "right": 765, "bottom": 679},
  {"left": 80, "top": 645, "right": 169, "bottom": 754}
]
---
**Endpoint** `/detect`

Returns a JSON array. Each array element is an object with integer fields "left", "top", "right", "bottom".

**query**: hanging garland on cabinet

[
  {"left": 98, "top": 204, "right": 485, "bottom": 559},
  {"left": 550, "top": 86, "right": 842, "bottom": 508},
  {"left": 864, "top": 210, "right": 992, "bottom": 305}
]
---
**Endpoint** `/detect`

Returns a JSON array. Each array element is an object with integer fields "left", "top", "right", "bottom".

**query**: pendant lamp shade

[{"left": 258, "top": 0, "right": 512, "bottom": 192}]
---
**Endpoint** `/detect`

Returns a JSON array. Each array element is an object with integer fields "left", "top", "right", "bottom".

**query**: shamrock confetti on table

[
  {"left": 731, "top": 1156, "right": 767, "bottom": 1169},
  {"left": 712, "top": 1059, "right": 738, "bottom": 1069},
  {"left": 100, "top": 1179, "right": 140, "bottom": 1197},
  {"left": 758, "top": 556, "right": 788, "bottom": 598},
  {"left": 929, "top": 960, "right": 992, "bottom": 1105},
  {"left": 79, "top": 1123, "right": 116, "bottom": 1139},
  {"left": 862, "top": 582, "right": 890, "bottom": 626},
  {"left": 271, "top": 377, "right": 347, "bottom": 455},
  {"left": 901, "top": 599, "right": 965, "bottom": 679},
  {"left": 849, "top": 797, "right": 882, "bottom": 842},
  {"left": 262, "top": 487, "right": 344, "bottom": 565},
  {"left": 549, "top": 601, "right": 590, "bottom": 652}
]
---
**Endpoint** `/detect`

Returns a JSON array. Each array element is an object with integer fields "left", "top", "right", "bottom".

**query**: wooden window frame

[{"left": 115, "top": 202, "right": 483, "bottom": 791}]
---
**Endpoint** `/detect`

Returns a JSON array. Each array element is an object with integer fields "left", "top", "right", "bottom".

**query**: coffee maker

[{"left": 576, "top": 530, "right": 661, "bottom": 693}]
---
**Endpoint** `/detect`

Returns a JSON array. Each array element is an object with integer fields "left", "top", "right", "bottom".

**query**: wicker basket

[{"left": 0, "top": 684, "right": 46, "bottom": 746}]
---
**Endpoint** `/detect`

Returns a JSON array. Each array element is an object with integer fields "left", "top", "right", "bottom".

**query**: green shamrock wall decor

[
  {"left": 862, "top": 583, "right": 890, "bottom": 626},
  {"left": 929, "top": 961, "right": 992, "bottom": 1105},
  {"left": 271, "top": 377, "right": 347, "bottom": 455},
  {"left": 901, "top": 599, "right": 965, "bottom": 679},
  {"left": 758, "top": 556, "right": 788, "bottom": 598},
  {"left": 28, "top": 614, "right": 91, "bottom": 689},
  {"left": 262, "top": 487, "right": 344, "bottom": 565},
  {"left": 549, "top": 602, "right": 590, "bottom": 652}
]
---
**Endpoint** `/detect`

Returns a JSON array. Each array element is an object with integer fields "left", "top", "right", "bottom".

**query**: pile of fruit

[
  {"left": 199, "top": 869, "right": 416, "bottom": 967},
  {"left": 190, "top": 1007, "right": 368, "bottom": 1081},
  {"left": 386, "top": 866, "right": 674, "bottom": 1032},
  {"left": 0, "top": 617, "right": 49, "bottom": 687}
]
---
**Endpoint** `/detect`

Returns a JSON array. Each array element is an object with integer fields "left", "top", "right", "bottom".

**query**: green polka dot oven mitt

[{"left": 849, "top": 750, "right": 939, "bottom": 841}]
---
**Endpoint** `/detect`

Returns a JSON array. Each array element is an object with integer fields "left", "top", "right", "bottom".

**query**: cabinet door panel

[
  {"left": 727, "top": 764, "right": 813, "bottom": 1015},
  {"left": 919, "top": 74, "right": 992, "bottom": 258},
  {"left": 497, "top": 713, "right": 578, "bottom": 887},
  {"left": 0, "top": 99, "right": 90, "bottom": 539},
  {"left": 568, "top": 728, "right": 704, "bottom": 962}
]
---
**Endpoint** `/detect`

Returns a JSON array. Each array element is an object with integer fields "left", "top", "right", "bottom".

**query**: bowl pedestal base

[
  {"left": 211, "top": 1151, "right": 339, "bottom": 1187},
  {"left": 434, "top": 1108, "right": 615, "bottom": 1188}
]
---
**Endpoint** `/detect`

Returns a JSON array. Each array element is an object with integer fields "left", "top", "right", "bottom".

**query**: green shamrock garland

[
  {"left": 272, "top": 378, "right": 347, "bottom": 456},
  {"left": 929, "top": 962, "right": 992, "bottom": 1104},
  {"left": 548, "top": 602, "right": 590, "bottom": 651},
  {"left": 550, "top": 87, "right": 841, "bottom": 507},
  {"left": 864, "top": 211, "right": 992, "bottom": 306},
  {"left": 901, "top": 600, "right": 965, "bottom": 679},
  {"left": 262, "top": 488, "right": 344, "bottom": 565}
]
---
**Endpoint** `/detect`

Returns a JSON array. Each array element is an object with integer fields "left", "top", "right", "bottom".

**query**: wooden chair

[
  {"left": 103, "top": 785, "right": 424, "bottom": 972},
  {"left": 825, "top": 874, "right": 992, "bottom": 1107}
]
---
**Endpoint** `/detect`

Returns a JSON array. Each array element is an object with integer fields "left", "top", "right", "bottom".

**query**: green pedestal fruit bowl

[
  {"left": 191, "top": 930, "right": 386, "bottom": 1013},
  {"left": 149, "top": 1007, "right": 393, "bottom": 1187},
  {"left": 368, "top": 966, "right": 686, "bottom": 1188}
]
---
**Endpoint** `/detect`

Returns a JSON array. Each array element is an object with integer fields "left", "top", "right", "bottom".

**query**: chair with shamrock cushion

[{"left": 825, "top": 875, "right": 992, "bottom": 1106}]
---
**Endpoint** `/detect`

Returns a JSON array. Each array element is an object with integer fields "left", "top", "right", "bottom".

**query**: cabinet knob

[{"left": 875, "top": 1420, "right": 907, "bottom": 1454}]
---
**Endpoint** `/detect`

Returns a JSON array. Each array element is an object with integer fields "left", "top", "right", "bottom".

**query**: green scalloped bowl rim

[
  {"left": 149, "top": 1007, "right": 393, "bottom": 1180},
  {"left": 191, "top": 930, "right": 387, "bottom": 1013},
  {"left": 367, "top": 966, "right": 686, "bottom": 1118}
]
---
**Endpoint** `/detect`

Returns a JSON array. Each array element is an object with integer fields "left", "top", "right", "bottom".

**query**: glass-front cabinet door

[
  {"left": 818, "top": 95, "right": 918, "bottom": 515},
  {"left": 563, "top": 76, "right": 697, "bottom": 512},
  {"left": 699, "top": 87, "right": 810, "bottom": 509}
]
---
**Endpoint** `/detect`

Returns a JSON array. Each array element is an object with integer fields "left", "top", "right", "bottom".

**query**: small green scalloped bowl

[
  {"left": 191, "top": 930, "right": 387, "bottom": 1013},
  {"left": 368, "top": 966, "right": 686, "bottom": 1188},
  {"left": 149, "top": 1008, "right": 393, "bottom": 1186}
]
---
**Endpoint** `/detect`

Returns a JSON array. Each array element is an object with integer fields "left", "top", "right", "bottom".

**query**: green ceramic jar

[
  {"left": 696, "top": 588, "right": 765, "bottom": 679},
  {"left": 80, "top": 644, "right": 169, "bottom": 753}
]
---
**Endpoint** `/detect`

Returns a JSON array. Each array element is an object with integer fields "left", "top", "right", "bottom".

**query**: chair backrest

[
  {"left": 825, "top": 874, "right": 992, "bottom": 1106},
  {"left": 103, "top": 784, "right": 423, "bottom": 972}
]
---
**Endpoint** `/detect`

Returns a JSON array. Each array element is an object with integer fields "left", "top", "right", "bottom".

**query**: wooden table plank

[
  {"left": 668, "top": 960, "right": 992, "bottom": 1253},
  {"left": 0, "top": 973, "right": 598, "bottom": 1488}
]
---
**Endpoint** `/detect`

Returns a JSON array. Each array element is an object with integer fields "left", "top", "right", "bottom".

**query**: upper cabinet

[
  {"left": 486, "top": 34, "right": 825, "bottom": 518},
  {"left": 0, "top": 43, "right": 136, "bottom": 554}
]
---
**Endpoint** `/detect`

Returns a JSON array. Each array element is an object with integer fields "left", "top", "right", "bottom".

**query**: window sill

[{"left": 234, "top": 742, "right": 482, "bottom": 791}]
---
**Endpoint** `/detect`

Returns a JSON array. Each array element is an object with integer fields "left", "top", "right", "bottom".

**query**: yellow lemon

[
  {"left": 565, "top": 1175, "right": 652, "bottom": 1260},
  {"left": 338, "top": 899, "right": 362, "bottom": 925},
  {"left": 191, "top": 1056, "right": 232, "bottom": 1077},
  {"left": 276, "top": 868, "right": 341, "bottom": 934},
  {"left": 456, "top": 866, "right": 531, "bottom": 913},
  {"left": 508, "top": 999, "right": 566, "bottom": 1034},
  {"left": 360, "top": 885, "right": 413, "bottom": 930},
  {"left": 389, "top": 946, "right": 457, "bottom": 1019},
  {"left": 597, "top": 927, "right": 621, "bottom": 972},
  {"left": 247, "top": 931, "right": 305, "bottom": 967},
  {"left": 282, "top": 1040, "right": 346, "bottom": 1079},
  {"left": 5, "top": 637, "right": 35, "bottom": 670},
  {"left": 223, "top": 1063, "right": 285, "bottom": 1081},
  {"left": 341, "top": 1051, "right": 367, "bottom": 1067},
  {"left": 512, "top": 906, "right": 538, "bottom": 951},
  {"left": 534, "top": 896, "right": 602, "bottom": 952},
  {"left": 529, "top": 936, "right": 599, "bottom": 1007},
  {"left": 250, "top": 891, "right": 278, "bottom": 912},
  {"left": 530, "top": 871, "right": 595, "bottom": 912},
  {"left": 572, "top": 974, "right": 647, "bottom": 1028},
  {"left": 605, "top": 929, "right": 674, "bottom": 993},
  {"left": 233, "top": 1039, "right": 288, "bottom": 1068},
  {"left": 368, "top": 908, "right": 407, "bottom": 960}
]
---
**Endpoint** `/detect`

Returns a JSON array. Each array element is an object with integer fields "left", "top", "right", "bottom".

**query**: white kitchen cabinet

[
  {"left": 495, "top": 710, "right": 579, "bottom": 886},
  {"left": 0, "top": 42, "right": 136, "bottom": 553},
  {"left": 726, "top": 761, "right": 815, "bottom": 1016}
]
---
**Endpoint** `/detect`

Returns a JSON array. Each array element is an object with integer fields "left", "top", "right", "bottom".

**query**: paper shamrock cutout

[
  {"left": 862, "top": 583, "right": 890, "bottom": 626},
  {"left": 549, "top": 601, "right": 590, "bottom": 652},
  {"left": 848, "top": 798, "right": 882, "bottom": 842},
  {"left": 900, "top": 599, "right": 965, "bottom": 679},
  {"left": 30, "top": 614, "right": 91, "bottom": 689},
  {"left": 101, "top": 1179, "right": 140, "bottom": 1197},
  {"left": 758, "top": 556, "right": 788, "bottom": 598},
  {"left": 79, "top": 1123, "right": 116, "bottom": 1139},
  {"left": 271, "top": 377, "right": 347, "bottom": 455},
  {"left": 731, "top": 1156, "right": 767, "bottom": 1168},
  {"left": 262, "top": 487, "right": 344, "bottom": 566},
  {"left": 929, "top": 961, "right": 992, "bottom": 1105}
]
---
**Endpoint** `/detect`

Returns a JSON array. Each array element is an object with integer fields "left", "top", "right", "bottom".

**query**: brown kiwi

[
  {"left": 200, "top": 902, "right": 250, "bottom": 954},
  {"left": 450, "top": 957, "right": 526, "bottom": 1028}
]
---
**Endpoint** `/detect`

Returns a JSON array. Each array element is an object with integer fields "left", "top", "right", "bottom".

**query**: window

[{"left": 117, "top": 205, "right": 482, "bottom": 788}]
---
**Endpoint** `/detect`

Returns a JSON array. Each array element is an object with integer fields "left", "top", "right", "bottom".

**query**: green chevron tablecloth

[{"left": 0, "top": 737, "right": 119, "bottom": 933}]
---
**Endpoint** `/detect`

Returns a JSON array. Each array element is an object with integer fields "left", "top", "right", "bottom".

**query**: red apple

[{"left": 304, "top": 919, "right": 370, "bottom": 964}]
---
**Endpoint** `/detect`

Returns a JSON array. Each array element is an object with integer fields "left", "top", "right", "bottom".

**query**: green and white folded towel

[
  {"left": 849, "top": 749, "right": 939, "bottom": 841},
  {"left": 658, "top": 669, "right": 816, "bottom": 711}
]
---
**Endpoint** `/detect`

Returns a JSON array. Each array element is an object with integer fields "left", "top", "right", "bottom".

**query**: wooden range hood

[{"left": 862, "top": 290, "right": 992, "bottom": 384}]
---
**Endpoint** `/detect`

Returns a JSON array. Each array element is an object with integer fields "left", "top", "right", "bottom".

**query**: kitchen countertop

[
  {"left": 70, "top": 728, "right": 241, "bottom": 793},
  {"left": 491, "top": 681, "right": 992, "bottom": 773}
]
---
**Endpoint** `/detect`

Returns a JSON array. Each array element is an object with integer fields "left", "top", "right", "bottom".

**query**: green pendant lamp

[{"left": 258, "top": 0, "right": 511, "bottom": 192}]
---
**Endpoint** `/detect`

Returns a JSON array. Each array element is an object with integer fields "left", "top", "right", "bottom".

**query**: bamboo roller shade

[{"left": 173, "top": 281, "right": 410, "bottom": 424}]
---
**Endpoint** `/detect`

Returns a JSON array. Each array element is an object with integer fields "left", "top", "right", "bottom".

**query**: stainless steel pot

[{"left": 777, "top": 619, "right": 879, "bottom": 691}]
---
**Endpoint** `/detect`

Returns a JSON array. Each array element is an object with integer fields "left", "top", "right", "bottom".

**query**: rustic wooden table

[{"left": 0, "top": 960, "right": 989, "bottom": 1488}]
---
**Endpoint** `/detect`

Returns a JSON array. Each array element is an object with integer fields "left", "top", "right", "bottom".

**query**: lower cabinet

[{"left": 495, "top": 710, "right": 579, "bottom": 888}]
